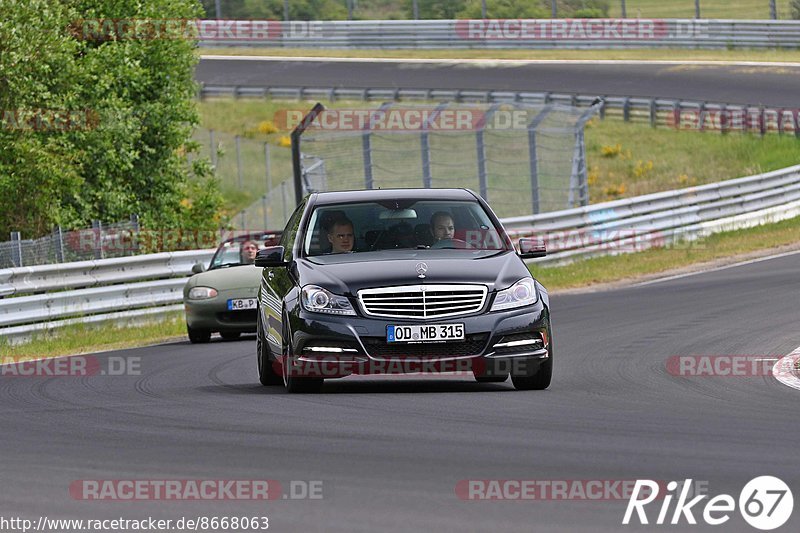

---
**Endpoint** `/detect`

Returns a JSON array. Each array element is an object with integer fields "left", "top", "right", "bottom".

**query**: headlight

[
  {"left": 301, "top": 285, "right": 356, "bottom": 316},
  {"left": 188, "top": 286, "right": 218, "bottom": 300},
  {"left": 491, "top": 278, "right": 538, "bottom": 311}
]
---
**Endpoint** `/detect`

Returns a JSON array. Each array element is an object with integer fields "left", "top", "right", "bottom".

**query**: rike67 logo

[{"left": 623, "top": 476, "right": 793, "bottom": 530}]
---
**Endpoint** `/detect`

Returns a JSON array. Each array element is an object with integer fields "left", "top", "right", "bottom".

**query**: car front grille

[
  {"left": 361, "top": 334, "right": 489, "bottom": 359},
  {"left": 358, "top": 284, "right": 487, "bottom": 319}
]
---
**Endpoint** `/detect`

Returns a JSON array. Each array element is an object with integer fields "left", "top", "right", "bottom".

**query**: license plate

[
  {"left": 387, "top": 324, "right": 465, "bottom": 343},
  {"left": 227, "top": 298, "right": 257, "bottom": 311}
]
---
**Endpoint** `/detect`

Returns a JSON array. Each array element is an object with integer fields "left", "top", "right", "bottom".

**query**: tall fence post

[
  {"left": 281, "top": 181, "right": 288, "bottom": 223},
  {"left": 92, "top": 220, "right": 104, "bottom": 260},
  {"left": 53, "top": 226, "right": 65, "bottom": 263},
  {"left": 571, "top": 101, "right": 603, "bottom": 208},
  {"left": 770, "top": 0, "right": 777, "bottom": 19},
  {"left": 412, "top": 0, "right": 419, "bottom": 19},
  {"left": 475, "top": 104, "right": 500, "bottom": 202},
  {"left": 527, "top": 105, "right": 553, "bottom": 215},
  {"left": 235, "top": 135, "right": 243, "bottom": 189},
  {"left": 209, "top": 129, "right": 217, "bottom": 170},
  {"left": 621, "top": 0, "right": 627, "bottom": 18},
  {"left": 130, "top": 213, "right": 140, "bottom": 254},
  {"left": 420, "top": 103, "right": 448, "bottom": 189},
  {"left": 11, "top": 231, "right": 23, "bottom": 268},
  {"left": 695, "top": 0, "right": 701, "bottom": 18},
  {"left": 551, "top": 0, "right": 557, "bottom": 18},
  {"left": 262, "top": 193, "right": 269, "bottom": 230},
  {"left": 264, "top": 143, "right": 272, "bottom": 194},
  {"left": 362, "top": 103, "right": 393, "bottom": 190}
]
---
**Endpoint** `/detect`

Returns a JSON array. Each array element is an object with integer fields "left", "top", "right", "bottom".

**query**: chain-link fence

[
  {"left": 0, "top": 216, "right": 141, "bottom": 269},
  {"left": 279, "top": 102, "right": 598, "bottom": 219}
]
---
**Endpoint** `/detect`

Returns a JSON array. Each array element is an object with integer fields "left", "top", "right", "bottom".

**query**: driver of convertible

[{"left": 430, "top": 211, "right": 455, "bottom": 242}]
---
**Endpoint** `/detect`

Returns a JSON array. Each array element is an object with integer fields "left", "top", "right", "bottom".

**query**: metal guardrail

[
  {"left": 3, "top": 164, "right": 800, "bottom": 343},
  {"left": 199, "top": 85, "right": 800, "bottom": 136},
  {"left": 197, "top": 19, "right": 800, "bottom": 49},
  {"left": 505, "top": 164, "right": 800, "bottom": 264}
]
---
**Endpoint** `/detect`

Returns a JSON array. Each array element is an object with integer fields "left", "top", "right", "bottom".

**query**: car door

[{"left": 262, "top": 201, "right": 305, "bottom": 354}]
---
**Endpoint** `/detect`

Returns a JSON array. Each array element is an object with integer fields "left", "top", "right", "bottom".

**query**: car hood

[
  {"left": 298, "top": 250, "right": 531, "bottom": 295},
  {"left": 185, "top": 264, "right": 263, "bottom": 292}
]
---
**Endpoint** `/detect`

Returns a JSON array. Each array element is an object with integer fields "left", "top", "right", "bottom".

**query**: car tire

[
  {"left": 256, "top": 312, "right": 282, "bottom": 386},
  {"left": 187, "top": 326, "right": 211, "bottom": 344},
  {"left": 221, "top": 331, "right": 241, "bottom": 341},
  {"left": 281, "top": 311, "right": 324, "bottom": 394},
  {"left": 510, "top": 342, "right": 553, "bottom": 391}
]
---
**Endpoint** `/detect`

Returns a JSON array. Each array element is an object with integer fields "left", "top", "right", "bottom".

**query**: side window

[{"left": 280, "top": 202, "right": 306, "bottom": 260}]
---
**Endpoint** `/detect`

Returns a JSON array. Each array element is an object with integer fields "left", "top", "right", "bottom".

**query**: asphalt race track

[
  {"left": 196, "top": 57, "right": 800, "bottom": 107},
  {"left": 2, "top": 251, "right": 799, "bottom": 532}
]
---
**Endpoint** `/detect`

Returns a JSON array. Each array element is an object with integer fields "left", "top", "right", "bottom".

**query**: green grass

[
  {"left": 608, "top": 0, "right": 793, "bottom": 19},
  {"left": 585, "top": 120, "right": 800, "bottom": 201},
  {"left": 0, "top": 313, "right": 186, "bottom": 360},
  {"left": 198, "top": 47, "right": 800, "bottom": 62},
  {"left": 529, "top": 213, "right": 800, "bottom": 289}
]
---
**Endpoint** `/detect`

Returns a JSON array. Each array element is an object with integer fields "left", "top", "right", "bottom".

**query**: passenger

[
  {"left": 327, "top": 218, "right": 355, "bottom": 253},
  {"left": 240, "top": 240, "right": 258, "bottom": 264},
  {"left": 430, "top": 211, "right": 455, "bottom": 242}
]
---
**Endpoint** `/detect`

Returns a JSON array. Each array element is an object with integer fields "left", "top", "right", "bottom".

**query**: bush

[
  {"left": 457, "top": 0, "right": 548, "bottom": 18},
  {"left": 792, "top": 0, "right": 800, "bottom": 19},
  {"left": 0, "top": 0, "right": 224, "bottom": 239}
]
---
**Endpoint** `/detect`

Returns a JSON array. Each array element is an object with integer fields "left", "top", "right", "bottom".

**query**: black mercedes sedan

[{"left": 254, "top": 188, "right": 552, "bottom": 393}]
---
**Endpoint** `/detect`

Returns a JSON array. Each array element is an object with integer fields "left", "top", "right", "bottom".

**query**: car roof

[{"left": 310, "top": 188, "right": 477, "bottom": 206}]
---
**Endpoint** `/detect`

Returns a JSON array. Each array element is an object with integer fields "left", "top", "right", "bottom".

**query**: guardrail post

[
  {"left": 695, "top": 0, "right": 701, "bottom": 18},
  {"left": 53, "top": 226, "right": 65, "bottom": 263},
  {"left": 720, "top": 104, "right": 728, "bottom": 134},
  {"left": 551, "top": 0, "right": 557, "bottom": 18},
  {"left": 699, "top": 102, "right": 706, "bottom": 132},
  {"left": 770, "top": 0, "right": 777, "bottom": 19},
  {"left": 11, "top": 231, "right": 23, "bottom": 267},
  {"left": 240, "top": 209, "right": 246, "bottom": 229},
  {"left": 235, "top": 135, "right": 243, "bottom": 189},
  {"left": 599, "top": 97, "right": 607, "bottom": 120},
  {"left": 92, "top": 220, "right": 104, "bottom": 260},
  {"left": 649, "top": 99, "right": 657, "bottom": 128},
  {"left": 622, "top": 98, "right": 631, "bottom": 122},
  {"left": 621, "top": 0, "right": 627, "bottom": 18},
  {"left": 412, "top": 0, "right": 419, "bottom": 19}
]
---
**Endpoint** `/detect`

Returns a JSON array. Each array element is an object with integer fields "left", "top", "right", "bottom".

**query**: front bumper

[
  {"left": 184, "top": 289, "right": 258, "bottom": 333},
  {"left": 285, "top": 300, "right": 550, "bottom": 377}
]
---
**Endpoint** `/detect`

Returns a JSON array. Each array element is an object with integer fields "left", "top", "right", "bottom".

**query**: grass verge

[
  {"left": 0, "top": 313, "right": 187, "bottom": 360},
  {"left": 529, "top": 214, "right": 800, "bottom": 290},
  {"left": 198, "top": 47, "right": 800, "bottom": 63}
]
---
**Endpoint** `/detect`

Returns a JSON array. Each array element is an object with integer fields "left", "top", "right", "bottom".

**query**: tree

[{"left": 0, "top": 0, "right": 223, "bottom": 241}]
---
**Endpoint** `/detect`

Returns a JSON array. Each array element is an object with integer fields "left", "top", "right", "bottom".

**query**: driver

[
  {"left": 327, "top": 218, "right": 355, "bottom": 253},
  {"left": 430, "top": 212, "right": 455, "bottom": 242},
  {"left": 240, "top": 240, "right": 258, "bottom": 264}
]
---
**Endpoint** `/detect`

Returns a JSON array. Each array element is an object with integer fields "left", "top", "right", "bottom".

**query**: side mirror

[
  {"left": 255, "top": 246, "right": 287, "bottom": 267},
  {"left": 518, "top": 238, "right": 546, "bottom": 259},
  {"left": 191, "top": 262, "right": 206, "bottom": 274}
]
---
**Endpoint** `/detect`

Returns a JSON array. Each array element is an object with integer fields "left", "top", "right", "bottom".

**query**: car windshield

[
  {"left": 209, "top": 240, "right": 260, "bottom": 269},
  {"left": 303, "top": 199, "right": 511, "bottom": 257}
]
